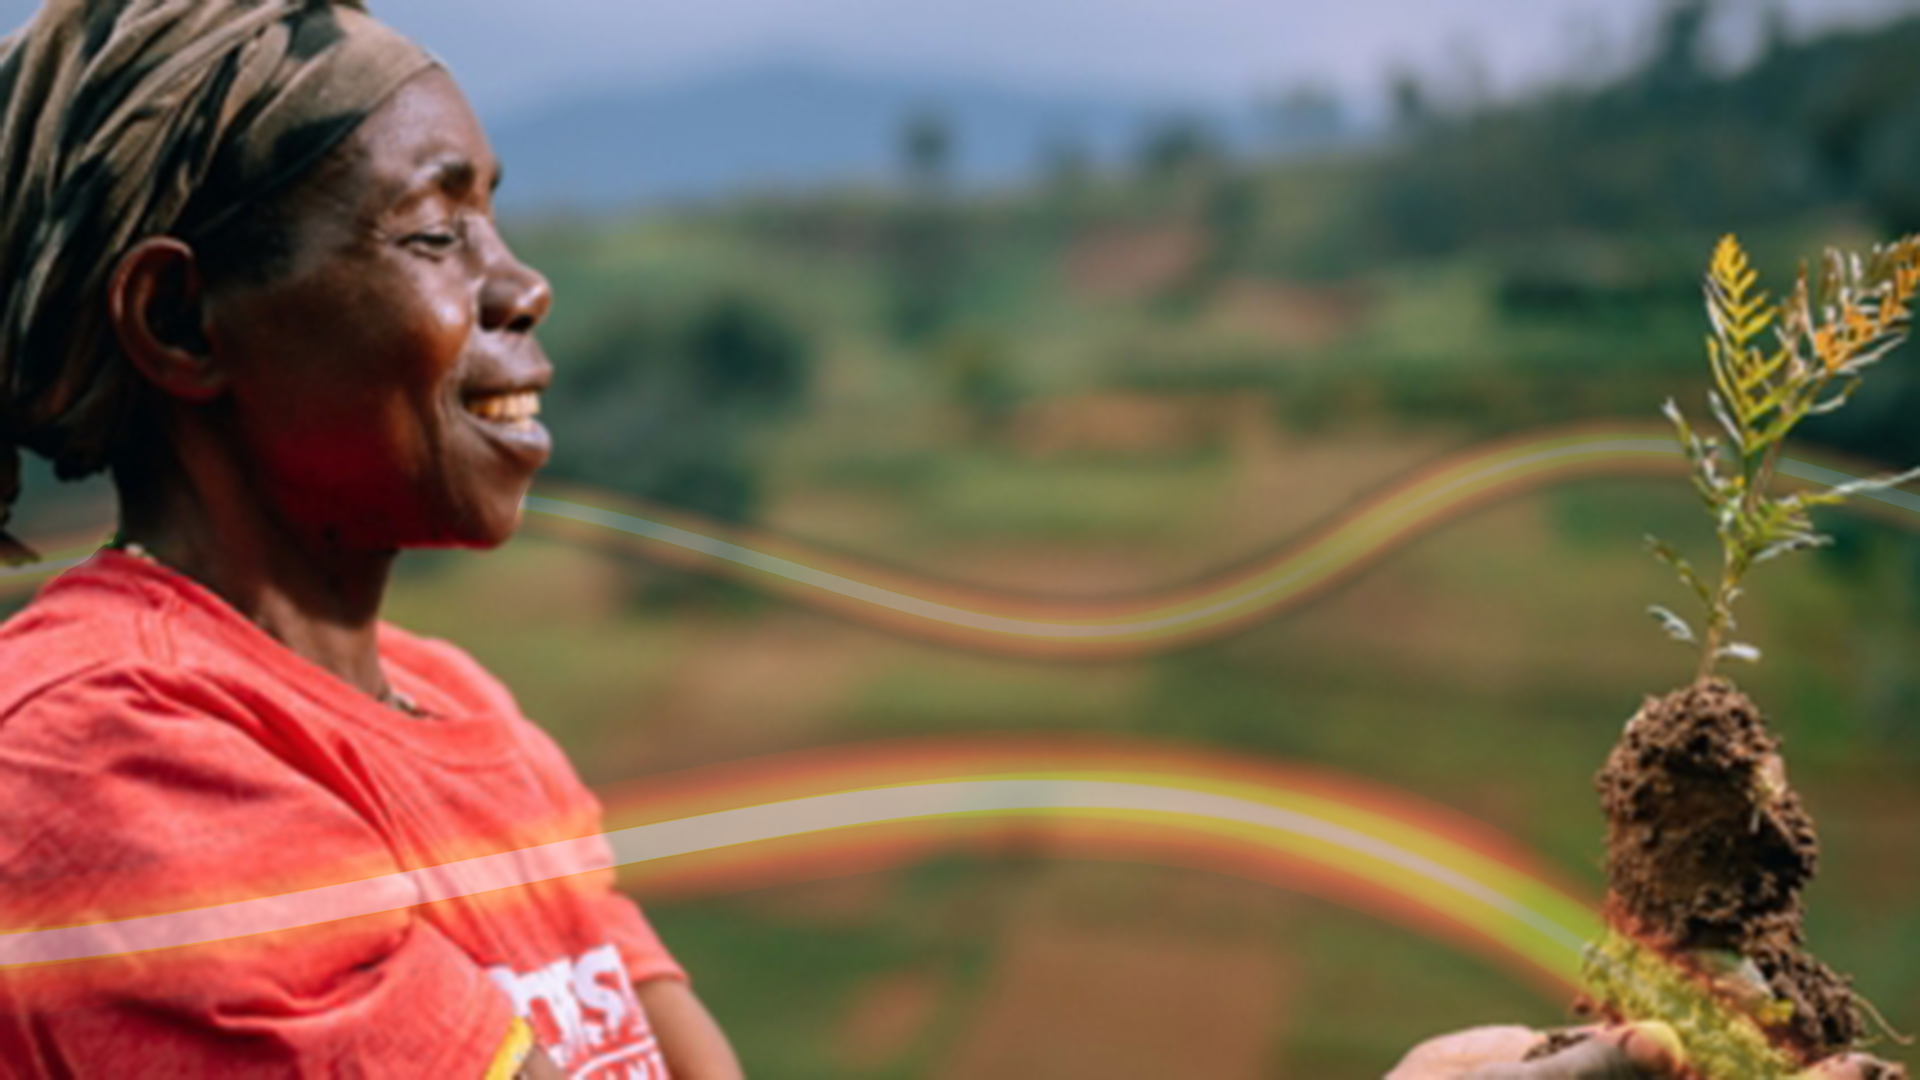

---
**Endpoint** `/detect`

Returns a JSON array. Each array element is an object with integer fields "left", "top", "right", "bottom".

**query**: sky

[{"left": 0, "top": 0, "right": 1911, "bottom": 119}]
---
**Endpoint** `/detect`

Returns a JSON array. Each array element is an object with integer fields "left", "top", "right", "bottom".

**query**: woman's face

[{"left": 202, "top": 67, "right": 552, "bottom": 551}]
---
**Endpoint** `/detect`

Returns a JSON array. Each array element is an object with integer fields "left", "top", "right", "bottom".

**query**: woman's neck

[{"left": 113, "top": 423, "right": 399, "bottom": 702}]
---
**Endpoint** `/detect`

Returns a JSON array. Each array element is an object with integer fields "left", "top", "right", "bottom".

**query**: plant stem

[
  {"left": 1699, "top": 589, "right": 1726, "bottom": 682},
  {"left": 1700, "top": 436, "right": 1786, "bottom": 682}
]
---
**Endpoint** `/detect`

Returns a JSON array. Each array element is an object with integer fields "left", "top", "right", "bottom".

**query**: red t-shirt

[{"left": 0, "top": 550, "right": 684, "bottom": 1078}]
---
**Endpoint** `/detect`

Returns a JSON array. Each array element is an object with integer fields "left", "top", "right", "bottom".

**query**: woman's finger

[
  {"left": 1460, "top": 1024, "right": 1682, "bottom": 1079},
  {"left": 1386, "top": 1026, "right": 1549, "bottom": 1078},
  {"left": 1801, "top": 1052, "right": 1909, "bottom": 1080},
  {"left": 1601, "top": 1023, "right": 1685, "bottom": 1074},
  {"left": 1459, "top": 1038, "right": 1642, "bottom": 1079}
]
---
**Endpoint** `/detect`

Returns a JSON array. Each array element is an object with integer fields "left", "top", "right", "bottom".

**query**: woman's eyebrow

[
  {"left": 426, "top": 157, "right": 478, "bottom": 195},
  {"left": 407, "top": 155, "right": 500, "bottom": 199}
]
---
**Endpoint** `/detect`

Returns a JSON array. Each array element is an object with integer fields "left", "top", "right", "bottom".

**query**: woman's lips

[
  {"left": 463, "top": 389, "right": 541, "bottom": 426},
  {"left": 460, "top": 389, "right": 551, "bottom": 457}
]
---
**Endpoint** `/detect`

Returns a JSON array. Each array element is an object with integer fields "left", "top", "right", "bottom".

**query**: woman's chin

[
  {"left": 439, "top": 496, "right": 530, "bottom": 551},
  {"left": 358, "top": 493, "right": 528, "bottom": 553}
]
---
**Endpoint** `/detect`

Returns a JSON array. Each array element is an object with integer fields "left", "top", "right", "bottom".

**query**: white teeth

[{"left": 464, "top": 391, "right": 541, "bottom": 425}]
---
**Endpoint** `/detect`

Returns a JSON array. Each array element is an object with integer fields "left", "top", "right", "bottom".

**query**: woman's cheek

[
  {"left": 339, "top": 262, "right": 471, "bottom": 382},
  {"left": 421, "top": 277, "right": 476, "bottom": 366}
]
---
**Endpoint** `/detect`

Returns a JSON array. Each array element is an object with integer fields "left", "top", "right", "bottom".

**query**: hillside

[{"left": 487, "top": 61, "right": 1268, "bottom": 210}]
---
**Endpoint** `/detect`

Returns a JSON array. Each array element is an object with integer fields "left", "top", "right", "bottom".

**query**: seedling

[
  {"left": 1581, "top": 235, "right": 1920, "bottom": 1079},
  {"left": 1647, "top": 235, "right": 1920, "bottom": 676}
]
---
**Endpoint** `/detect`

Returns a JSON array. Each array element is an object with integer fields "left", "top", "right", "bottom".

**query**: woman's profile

[{"left": 0, "top": 1, "right": 739, "bottom": 1076}]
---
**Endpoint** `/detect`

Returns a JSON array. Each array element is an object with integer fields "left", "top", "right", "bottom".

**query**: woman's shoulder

[
  {"left": 0, "top": 638, "right": 314, "bottom": 799},
  {"left": 0, "top": 551, "right": 308, "bottom": 727},
  {"left": 0, "top": 558, "right": 175, "bottom": 725},
  {"left": 0, "top": 651, "right": 401, "bottom": 914},
  {"left": 0, "top": 584, "right": 409, "bottom": 908}
]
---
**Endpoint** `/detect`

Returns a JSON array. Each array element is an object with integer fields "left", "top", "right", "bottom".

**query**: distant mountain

[{"left": 485, "top": 61, "right": 1268, "bottom": 211}]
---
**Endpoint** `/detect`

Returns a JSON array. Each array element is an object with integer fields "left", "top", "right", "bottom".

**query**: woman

[{"left": 0, "top": 1, "right": 739, "bottom": 1076}]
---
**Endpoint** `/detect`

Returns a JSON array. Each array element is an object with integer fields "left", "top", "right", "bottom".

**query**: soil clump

[{"left": 1595, "top": 677, "right": 1875, "bottom": 1066}]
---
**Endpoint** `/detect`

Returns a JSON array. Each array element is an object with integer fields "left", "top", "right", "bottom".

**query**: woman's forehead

[{"left": 336, "top": 70, "right": 499, "bottom": 204}]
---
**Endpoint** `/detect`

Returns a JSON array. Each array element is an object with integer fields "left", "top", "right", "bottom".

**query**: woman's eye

[{"left": 404, "top": 227, "right": 461, "bottom": 253}]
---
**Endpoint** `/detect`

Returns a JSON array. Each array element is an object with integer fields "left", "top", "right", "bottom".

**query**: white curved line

[
  {"left": 528, "top": 443, "right": 1919, "bottom": 641},
  {"left": 523, "top": 439, "right": 1674, "bottom": 641},
  {"left": 0, "top": 780, "right": 1588, "bottom": 967},
  {"left": 598, "top": 781, "right": 1593, "bottom": 953}
]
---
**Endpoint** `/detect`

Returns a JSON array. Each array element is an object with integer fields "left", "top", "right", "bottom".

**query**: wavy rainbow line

[
  {"left": 0, "top": 737, "right": 1601, "bottom": 1001},
  {"left": 519, "top": 424, "right": 1920, "bottom": 657},
  {"left": 593, "top": 737, "right": 1604, "bottom": 997},
  {"left": 9, "top": 423, "right": 1918, "bottom": 658},
  {"left": 515, "top": 426, "right": 1679, "bottom": 659}
]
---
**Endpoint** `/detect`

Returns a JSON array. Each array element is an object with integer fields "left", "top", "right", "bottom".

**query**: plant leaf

[
  {"left": 1648, "top": 605, "right": 1697, "bottom": 645},
  {"left": 1706, "top": 389, "right": 1745, "bottom": 453},
  {"left": 1753, "top": 533, "right": 1832, "bottom": 565},
  {"left": 1719, "top": 642, "right": 1763, "bottom": 664},
  {"left": 1820, "top": 462, "right": 1920, "bottom": 501},
  {"left": 1646, "top": 536, "right": 1712, "bottom": 605}
]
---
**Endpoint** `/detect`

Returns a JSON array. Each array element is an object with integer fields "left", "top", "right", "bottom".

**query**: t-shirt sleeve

[
  {"left": 0, "top": 665, "right": 514, "bottom": 1078},
  {"left": 387, "top": 629, "right": 690, "bottom": 987},
  {"left": 508, "top": 722, "right": 688, "bottom": 987},
  {"left": 596, "top": 887, "right": 689, "bottom": 985},
  {"left": 528, "top": 752, "right": 688, "bottom": 987}
]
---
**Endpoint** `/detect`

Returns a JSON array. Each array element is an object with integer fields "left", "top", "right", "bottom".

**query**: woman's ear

[{"left": 108, "top": 237, "right": 226, "bottom": 402}]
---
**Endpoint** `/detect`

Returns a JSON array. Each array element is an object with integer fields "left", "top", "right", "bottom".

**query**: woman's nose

[{"left": 480, "top": 245, "right": 551, "bottom": 334}]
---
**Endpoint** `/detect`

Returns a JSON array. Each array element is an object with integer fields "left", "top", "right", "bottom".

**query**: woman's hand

[
  {"left": 636, "top": 976, "right": 745, "bottom": 1080},
  {"left": 514, "top": 1044, "right": 567, "bottom": 1080},
  {"left": 1802, "top": 1054, "right": 1910, "bottom": 1080},
  {"left": 1390, "top": 1024, "right": 1903, "bottom": 1080},
  {"left": 1388, "top": 1023, "right": 1683, "bottom": 1079}
]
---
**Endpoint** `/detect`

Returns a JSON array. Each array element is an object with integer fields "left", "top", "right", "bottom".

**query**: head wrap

[{"left": 0, "top": 0, "right": 437, "bottom": 561}]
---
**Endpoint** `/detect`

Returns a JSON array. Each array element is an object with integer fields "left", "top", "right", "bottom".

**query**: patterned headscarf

[{"left": 0, "top": 0, "right": 437, "bottom": 560}]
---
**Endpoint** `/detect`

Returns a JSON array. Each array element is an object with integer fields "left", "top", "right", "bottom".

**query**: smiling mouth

[{"left": 463, "top": 390, "right": 542, "bottom": 430}]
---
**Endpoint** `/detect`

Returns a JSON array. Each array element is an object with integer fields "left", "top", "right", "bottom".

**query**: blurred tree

[
  {"left": 1862, "top": 101, "right": 1920, "bottom": 233},
  {"left": 901, "top": 109, "right": 954, "bottom": 193},
  {"left": 889, "top": 108, "right": 965, "bottom": 345},
  {"left": 1040, "top": 132, "right": 1093, "bottom": 193},
  {"left": 1640, "top": 0, "right": 1716, "bottom": 99},
  {"left": 1203, "top": 172, "right": 1259, "bottom": 270},
  {"left": 1438, "top": 36, "right": 1494, "bottom": 119},
  {"left": 1757, "top": 1, "right": 1791, "bottom": 63},
  {"left": 542, "top": 291, "right": 813, "bottom": 529},
  {"left": 936, "top": 331, "right": 1022, "bottom": 438},
  {"left": 1350, "top": 2, "right": 1920, "bottom": 263},
  {"left": 1159, "top": 168, "right": 1261, "bottom": 311},
  {"left": 1387, "top": 69, "right": 1436, "bottom": 136},
  {"left": 1781, "top": 17, "right": 1920, "bottom": 231},
  {"left": 685, "top": 294, "right": 810, "bottom": 415},
  {"left": 1034, "top": 131, "right": 1095, "bottom": 240},
  {"left": 1259, "top": 85, "right": 1347, "bottom": 156},
  {"left": 1135, "top": 114, "right": 1222, "bottom": 190},
  {"left": 1044, "top": 132, "right": 1090, "bottom": 208}
]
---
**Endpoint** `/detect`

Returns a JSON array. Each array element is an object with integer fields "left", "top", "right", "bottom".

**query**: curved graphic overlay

[
  {"left": 516, "top": 427, "right": 1684, "bottom": 658},
  {"left": 9, "top": 424, "right": 1920, "bottom": 658},
  {"left": 0, "top": 737, "right": 1601, "bottom": 999},
  {"left": 521, "top": 426, "right": 1920, "bottom": 656}
]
